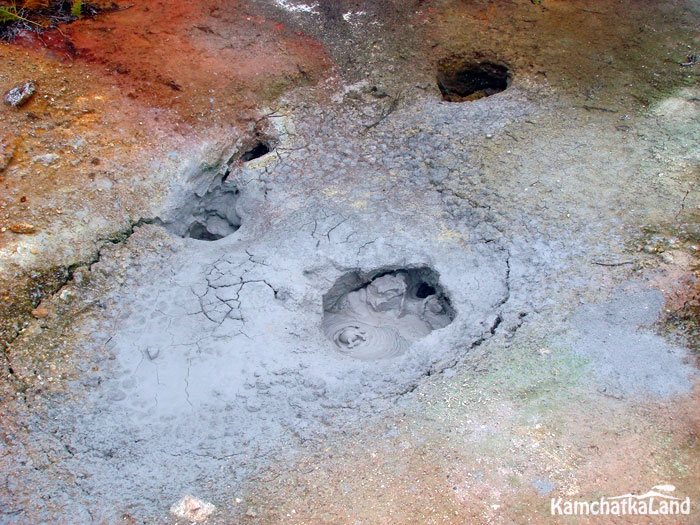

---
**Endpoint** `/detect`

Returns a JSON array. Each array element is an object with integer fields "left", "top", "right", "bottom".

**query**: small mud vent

[
  {"left": 164, "top": 182, "right": 241, "bottom": 241},
  {"left": 240, "top": 141, "right": 271, "bottom": 162},
  {"left": 322, "top": 267, "right": 454, "bottom": 360},
  {"left": 437, "top": 59, "right": 510, "bottom": 102}
]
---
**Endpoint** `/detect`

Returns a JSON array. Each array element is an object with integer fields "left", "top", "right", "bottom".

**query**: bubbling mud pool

[{"left": 322, "top": 268, "right": 454, "bottom": 360}]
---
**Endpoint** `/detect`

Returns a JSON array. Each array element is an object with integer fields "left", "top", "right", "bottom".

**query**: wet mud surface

[{"left": 1, "top": 0, "right": 700, "bottom": 523}]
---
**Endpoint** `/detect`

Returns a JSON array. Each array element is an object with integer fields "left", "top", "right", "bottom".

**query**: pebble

[
  {"left": 31, "top": 307, "right": 49, "bottom": 319},
  {"left": 33, "top": 153, "right": 60, "bottom": 167},
  {"left": 9, "top": 223, "right": 37, "bottom": 234},
  {"left": 4, "top": 81, "right": 36, "bottom": 107},
  {"left": 59, "top": 288, "right": 76, "bottom": 302},
  {"left": 169, "top": 495, "right": 216, "bottom": 522},
  {"left": 0, "top": 139, "right": 16, "bottom": 171}
]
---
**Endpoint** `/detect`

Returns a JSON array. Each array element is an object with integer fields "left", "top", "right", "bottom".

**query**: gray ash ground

[{"left": 3, "top": 71, "right": 698, "bottom": 522}]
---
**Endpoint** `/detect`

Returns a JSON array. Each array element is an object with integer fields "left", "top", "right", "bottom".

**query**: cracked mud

[
  {"left": 7, "top": 74, "right": 697, "bottom": 521},
  {"left": 13, "top": 94, "right": 519, "bottom": 520}
]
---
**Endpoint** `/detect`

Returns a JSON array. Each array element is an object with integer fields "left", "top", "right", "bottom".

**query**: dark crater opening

[
  {"left": 240, "top": 142, "right": 271, "bottom": 162},
  {"left": 415, "top": 282, "right": 436, "bottom": 299},
  {"left": 163, "top": 182, "right": 241, "bottom": 241},
  {"left": 437, "top": 60, "right": 510, "bottom": 102},
  {"left": 322, "top": 267, "right": 455, "bottom": 360}
]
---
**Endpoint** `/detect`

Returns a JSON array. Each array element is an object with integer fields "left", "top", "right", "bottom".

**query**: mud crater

[
  {"left": 322, "top": 267, "right": 454, "bottom": 360},
  {"left": 163, "top": 181, "right": 242, "bottom": 241},
  {"left": 437, "top": 59, "right": 510, "bottom": 102},
  {"left": 161, "top": 135, "right": 275, "bottom": 241}
]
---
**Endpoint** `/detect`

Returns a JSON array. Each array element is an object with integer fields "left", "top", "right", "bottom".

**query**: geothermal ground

[{"left": 1, "top": 0, "right": 700, "bottom": 523}]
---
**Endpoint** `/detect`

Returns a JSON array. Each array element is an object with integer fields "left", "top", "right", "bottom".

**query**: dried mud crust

[
  {"left": 0, "top": 208, "right": 512, "bottom": 522},
  {"left": 0, "top": 0, "right": 329, "bottom": 367}
]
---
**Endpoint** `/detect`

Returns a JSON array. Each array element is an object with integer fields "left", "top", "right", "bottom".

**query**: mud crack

[{"left": 1, "top": 217, "right": 156, "bottom": 387}]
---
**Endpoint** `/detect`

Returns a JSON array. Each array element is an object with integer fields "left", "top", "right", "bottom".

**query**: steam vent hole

[
  {"left": 322, "top": 267, "right": 454, "bottom": 360},
  {"left": 437, "top": 60, "right": 510, "bottom": 102}
]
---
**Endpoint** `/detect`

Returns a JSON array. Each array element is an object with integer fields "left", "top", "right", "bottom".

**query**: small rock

[
  {"left": 169, "top": 495, "right": 216, "bottom": 522},
  {"left": 245, "top": 508, "right": 258, "bottom": 518},
  {"left": 33, "top": 153, "right": 60, "bottom": 167},
  {"left": 31, "top": 307, "right": 49, "bottom": 319},
  {"left": 660, "top": 252, "right": 674, "bottom": 264},
  {"left": 8, "top": 223, "right": 36, "bottom": 234},
  {"left": 59, "top": 288, "right": 76, "bottom": 302},
  {"left": 4, "top": 81, "right": 36, "bottom": 107}
]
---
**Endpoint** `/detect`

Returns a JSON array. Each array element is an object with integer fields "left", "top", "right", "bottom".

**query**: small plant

[
  {"left": 0, "top": 2, "right": 40, "bottom": 25},
  {"left": 0, "top": 0, "right": 103, "bottom": 40},
  {"left": 0, "top": 7, "right": 18, "bottom": 23},
  {"left": 0, "top": 1, "right": 50, "bottom": 26}
]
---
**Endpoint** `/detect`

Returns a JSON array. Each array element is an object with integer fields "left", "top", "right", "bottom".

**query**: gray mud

[
  {"left": 15, "top": 91, "right": 523, "bottom": 522},
  {"left": 571, "top": 287, "right": 697, "bottom": 398},
  {"left": 58, "top": 212, "right": 509, "bottom": 521},
  {"left": 158, "top": 165, "right": 244, "bottom": 241},
  {"left": 163, "top": 180, "right": 242, "bottom": 241}
]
